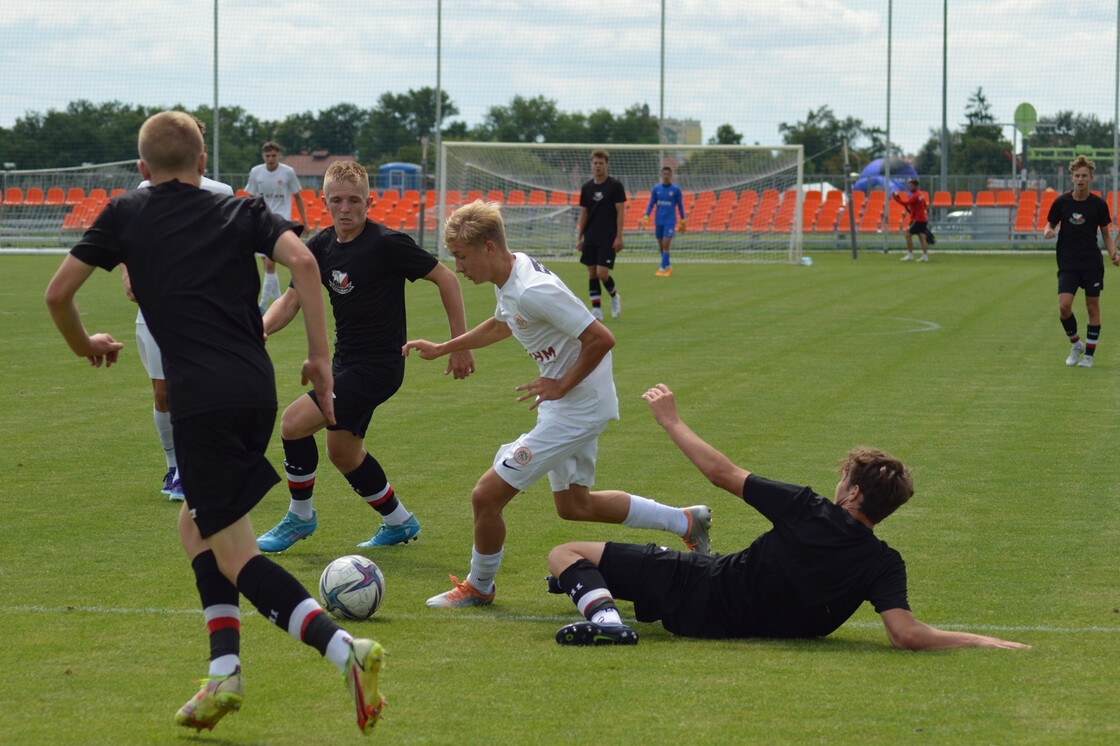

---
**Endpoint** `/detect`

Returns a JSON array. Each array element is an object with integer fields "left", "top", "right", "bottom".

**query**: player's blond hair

[
  {"left": 590, "top": 149, "right": 610, "bottom": 162},
  {"left": 1069, "top": 155, "right": 1095, "bottom": 174},
  {"left": 838, "top": 447, "right": 914, "bottom": 524},
  {"left": 444, "top": 200, "right": 507, "bottom": 251},
  {"left": 323, "top": 160, "right": 370, "bottom": 198},
  {"left": 137, "top": 111, "right": 204, "bottom": 174}
]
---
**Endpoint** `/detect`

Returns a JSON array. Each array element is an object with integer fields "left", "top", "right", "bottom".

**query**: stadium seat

[
  {"left": 507, "top": 190, "right": 526, "bottom": 206},
  {"left": 751, "top": 189, "right": 782, "bottom": 232},
  {"left": 3, "top": 187, "right": 23, "bottom": 206},
  {"left": 88, "top": 188, "right": 108, "bottom": 202},
  {"left": 996, "top": 190, "right": 1015, "bottom": 207},
  {"left": 527, "top": 190, "right": 547, "bottom": 206},
  {"left": 1014, "top": 192, "right": 1038, "bottom": 232},
  {"left": 813, "top": 202, "right": 842, "bottom": 232},
  {"left": 770, "top": 190, "right": 799, "bottom": 233},
  {"left": 300, "top": 188, "right": 316, "bottom": 205},
  {"left": 65, "top": 187, "right": 86, "bottom": 206},
  {"left": 974, "top": 191, "right": 996, "bottom": 207},
  {"left": 800, "top": 191, "right": 823, "bottom": 232},
  {"left": 445, "top": 190, "right": 462, "bottom": 206},
  {"left": 727, "top": 190, "right": 758, "bottom": 232},
  {"left": 548, "top": 191, "right": 569, "bottom": 206},
  {"left": 1037, "top": 189, "right": 1058, "bottom": 231},
  {"left": 484, "top": 190, "right": 504, "bottom": 204},
  {"left": 109, "top": 188, "right": 125, "bottom": 198},
  {"left": 953, "top": 191, "right": 973, "bottom": 208},
  {"left": 44, "top": 187, "right": 65, "bottom": 206},
  {"left": 859, "top": 193, "right": 886, "bottom": 232},
  {"left": 235, "top": 189, "right": 251, "bottom": 198},
  {"left": 24, "top": 187, "right": 44, "bottom": 205},
  {"left": 465, "top": 190, "right": 483, "bottom": 204},
  {"left": 932, "top": 190, "right": 952, "bottom": 208}
]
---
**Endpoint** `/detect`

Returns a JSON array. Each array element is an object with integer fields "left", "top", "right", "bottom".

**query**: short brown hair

[
  {"left": 323, "top": 160, "right": 370, "bottom": 198},
  {"left": 138, "top": 111, "right": 204, "bottom": 174},
  {"left": 445, "top": 200, "right": 507, "bottom": 251},
  {"left": 261, "top": 141, "right": 282, "bottom": 154},
  {"left": 590, "top": 149, "right": 609, "bottom": 162},
  {"left": 839, "top": 447, "right": 913, "bottom": 524},
  {"left": 1069, "top": 155, "right": 1095, "bottom": 173}
]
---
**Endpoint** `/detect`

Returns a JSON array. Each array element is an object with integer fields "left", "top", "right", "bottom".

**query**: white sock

[
  {"left": 289, "top": 498, "right": 314, "bottom": 521},
  {"left": 466, "top": 546, "right": 503, "bottom": 594},
  {"left": 154, "top": 406, "right": 176, "bottom": 469},
  {"left": 209, "top": 653, "right": 240, "bottom": 677},
  {"left": 622, "top": 494, "right": 689, "bottom": 536},
  {"left": 264, "top": 272, "right": 281, "bottom": 303},
  {"left": 381, "top": 501, "right": 411, "bottom": 526},
  {"left": 325, "top": 630, "right": 354, "bottom": 672},
  {"left": 591, "top": 608, "right": 623, "bottom": 626}
]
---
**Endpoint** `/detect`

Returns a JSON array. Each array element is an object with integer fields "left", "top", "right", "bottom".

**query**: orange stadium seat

[
  {"left": 751, "top": 189, "right": 782, "bottom": 232},
  {"left": 485, "top": 190, "right": 504, "bottom": 204},
  {"left": 932, "top": 190, "right": 952, "bottom": 208},
  {"left": 235, "top": 189, "right": 251, "bottom": 198},
  {"left": 444, "top": 190, "right": 462, "bottom": 206},
  {"left": 800, "top": 191, "right": 823, "bottom": 231},
  {"left": 859, "top": 192, "right": 885, "bottom": 232},
  {"left": 507, "top": 190, "right": 526, "bottom": 206},
  {"left": 974, "top": 191, "right": 996, "bottom": 207},
  {"left": 88, "top": 188, "right": 108, "bottom": 202},
  {"left": 110, "top": 188, "right": 125, "bottom": 198},
  {"left": 727, "top": 190, "right": 758, "bottom": 232},
  {"left": 45, "top": 187, "right": 65, "bottom": 206},
  {"left": 1014, "top": 193, "right": 1038, "bottom": 232},
  {"left": 1037, "top": 189, "right": 1058, "bottom": 231},
  {"left": 953, "top": 191, "right": 973, "bottom": 208},
  {"left": 548, "top": 191, "right": 568, "bottom": 206},
  {"left": 3, "top": 187, "right": 23, "bottom": 206},
  {"left": 770, "top": 190, "right": 799, "bottom": 233},
  {"left": 813, "top": 201, "right": 841, "bottom": 232},
  {"left": 65, "top": 187, "right": 86, "bottom": 206},
  {"left": 465, "top": 190, "right": 483, "bottom": 204},
  {"left": 527, "top": 190, "right": 547, "bottom": 206},
  {"left": 996, "top": 190, "right": 1016, "bottom": 207},
  {"left": 23, "top": 187, "right": 44, "bottom": 205}
]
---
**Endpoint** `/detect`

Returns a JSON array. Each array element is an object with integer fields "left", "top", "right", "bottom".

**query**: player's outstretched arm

[
  {"left": 272, "top": 231, "right": 335, "bottom": 425},
  {"left": 423, "top": 262, "right": 475, "bottom": 379},
  {"left": 45, "top": 254, "right": 124, "bottom": 367},
  {"left": 262, "top": 287, "right": 301, "bottom": 339},
  {"left": 403, "top": 317, "right": 511, "bottom": 361},
  {"left": 517, "top": 319, "right": 614, "bottom": 409},
  {"left": 879, "top": 608, "right": 1030, "bottom": 651},
  {"left": 642, "top": 383, "right": 751, "bottom": 498}
]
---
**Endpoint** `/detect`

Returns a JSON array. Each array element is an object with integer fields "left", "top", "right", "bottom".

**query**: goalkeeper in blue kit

[{"left": 642, "top": 166, "right": 686, "bottom": 276}]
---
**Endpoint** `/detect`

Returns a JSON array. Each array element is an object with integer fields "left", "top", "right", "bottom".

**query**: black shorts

[
  {"left": 307, "top": 359, "right": 404, "bottom": 438},
  {"left": 908, "top": 220, "right": 928, "bottom": 236},
  {"left": 173, "top": 407, "right": 280, "bottom": 539},
  {"left": 1057, "top": 267, "right": 1104, "bottom": 297},
  {"left": 599, "top": 542, "right": 740, "bottom": 638},
  {"left": 580, "top": 240, "right": 616, "bottom": 269}
]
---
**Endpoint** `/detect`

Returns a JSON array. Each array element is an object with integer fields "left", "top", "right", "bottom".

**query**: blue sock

[{"left": 661, "top": 252, "right": 670, "bottom": 269}]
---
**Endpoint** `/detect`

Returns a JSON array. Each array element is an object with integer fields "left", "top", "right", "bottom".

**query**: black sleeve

[
  {"left": 741, "top": 474, "right": 812, "bottom": 524},
  {"left": 70, "top": 202, "right": 123, "bottom": 271},
  {"left": 868, "top": 551, "right": 910, "bottom": 613}
]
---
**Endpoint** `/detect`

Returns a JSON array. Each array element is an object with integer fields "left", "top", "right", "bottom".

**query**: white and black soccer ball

[{"left": 319, "top": 554, "right": 385, "bottom": 620}]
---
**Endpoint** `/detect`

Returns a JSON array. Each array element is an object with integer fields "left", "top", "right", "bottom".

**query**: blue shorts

[{"left": 655, "top": 223, "right": 676, "bottom": 240}]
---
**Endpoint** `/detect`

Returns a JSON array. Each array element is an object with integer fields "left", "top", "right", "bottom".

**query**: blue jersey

[{"left": 645, "top": 184, "right": 685, "bottom": 225}]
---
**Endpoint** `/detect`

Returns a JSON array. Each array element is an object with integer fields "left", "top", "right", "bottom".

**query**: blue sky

[{"left": 1, "top": 1, "right": 1117, "bottom": 156}]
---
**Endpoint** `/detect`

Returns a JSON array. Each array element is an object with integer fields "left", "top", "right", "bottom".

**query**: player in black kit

[
  {"left": 577, "top": 149, "right": 627, "bottom": 320},
  {"left": 45, "top": 111, "right": 386, "bottom": 734},
  {"left": 1043, "top": 155, "right": 1119, "bottom": 368},
  {"left": 547, "top": 383, "right": 1031, "bottom": 651},
  {"left": 256, "top": 160, "right": 473, "bottom": 552}
]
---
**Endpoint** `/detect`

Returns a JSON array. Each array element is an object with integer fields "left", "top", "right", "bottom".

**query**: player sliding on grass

[
  {"left": 548, "top": 383, "right": 1032, "bottom": 649},
  {"left": 641, "top": 166, "right": 686, "bottom": 276},
  {"left": 403, "top": 200, "right": 712, "bottom": 610},
  {"left": 255, "top": 160, "right": 473, "bottom": 553},
  {"left": 45, "top": 111, "right": 385, "bottom": 734}
]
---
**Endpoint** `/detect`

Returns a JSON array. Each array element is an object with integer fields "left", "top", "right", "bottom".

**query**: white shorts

[
  {"left": 492, "top": 413, "right": 610, "bottom": 492},
  {"left": 135, "top": 321, "right": 164, "bottom": 380}
]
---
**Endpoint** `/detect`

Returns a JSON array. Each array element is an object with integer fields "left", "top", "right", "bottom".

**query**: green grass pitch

[{"left": 2, "top": 250, "right": 1118, "bottom": 744}]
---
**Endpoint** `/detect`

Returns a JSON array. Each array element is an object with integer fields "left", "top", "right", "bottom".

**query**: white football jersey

[
  {"left": 494, "top": 253, "right": 619, "bottom": 425},
  {"left": 245, "top": 162, "right": 301, "bottom": 219}
]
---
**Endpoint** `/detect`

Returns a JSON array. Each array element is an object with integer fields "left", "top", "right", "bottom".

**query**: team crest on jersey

[
  {"left": 513, "top": 313, "right": 528, "bottom": 329},
  {"left": 513, "top": 446, "right": 532, "bottom": 465},
  {"left": 592, "top": 191, "right": 604, "bottom": 202},
  {"left": 329, "top": 270, "right": 354, "bottom": 294},
  {"left": 1070, "top": 213, "right": 1086, "bottom": 225}
]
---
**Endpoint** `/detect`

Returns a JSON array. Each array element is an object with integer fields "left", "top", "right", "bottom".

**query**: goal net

[
  {"left": 0, "top": 160, "right": 140, "bottom": 253},
  {"left": 436, "top": 142, "right": 804, "bottom": 263}
]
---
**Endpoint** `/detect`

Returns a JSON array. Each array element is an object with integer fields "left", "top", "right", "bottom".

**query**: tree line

[{"left": 0, "top": 86, "right": 1111, "bottom": 175}]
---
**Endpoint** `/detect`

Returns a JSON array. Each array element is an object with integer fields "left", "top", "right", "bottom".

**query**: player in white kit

[{"left": 402, "top": 200, "right": 712, "bottom": 609}]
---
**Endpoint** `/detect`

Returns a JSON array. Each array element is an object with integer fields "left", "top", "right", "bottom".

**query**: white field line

[{"left": 2, "top": 605, "right": 1117, "bottom": 633}]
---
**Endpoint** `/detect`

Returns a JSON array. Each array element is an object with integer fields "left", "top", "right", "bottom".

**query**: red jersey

[{"left": 893, "top": 191, "right": 928, "bottom": 222}]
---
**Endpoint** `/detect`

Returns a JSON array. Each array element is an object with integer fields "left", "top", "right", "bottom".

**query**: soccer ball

[{"left": 319, "top": 555, "right": 385, "bottom": 620}]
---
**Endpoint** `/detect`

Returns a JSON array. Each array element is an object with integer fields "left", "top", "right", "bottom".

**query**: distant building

[
  {"left": 282, "top": 151, "right": 355, "bottom": 190},
  {"left": 660, "top": 118, "right": 702, "bottom": 146}
]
